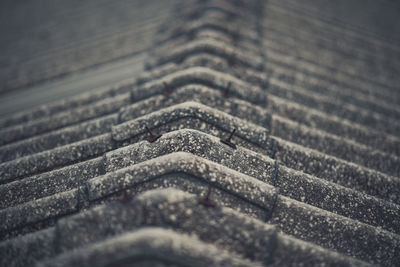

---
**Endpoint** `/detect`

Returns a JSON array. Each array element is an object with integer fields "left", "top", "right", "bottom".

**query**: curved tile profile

[
  {"left": 88, "top": 152, "right": 277, "bottom": 217},
  {"left": 38, "top": 227, "right": 262, "bottom": 267},
  {"left": 272, "top": 136, "right": 400, "bottom": 205},
  {"left": 112, "top": 101, "right": 269, "bottom": 144},
  {"left": 268, "top": 95, "right": 400, "bottom": 156},
  {"left": 0, "top": 189, "right": 79, "bottom": 241},
  {"left": 0, "top": 93, "right": 129, "bottom": 146},
  {"left": 90, "top": 156, "right": 400, "bottom": 265},
  {"left": 0, "top": 150, "right": 275, "bottom": 240},
  {"left": 138, "top": 53, "right": 268, "bottom": 87},
  {"left": 0, "top": 78, "right": 134, "bottom": 129},
  {"left": 269, "top": 77, "right": 400, "bottom": 137},
  {"left": 154, "top": 29, "right": 261, "bottom": 59},
  {"left": 62, "top": 188, "right": 394, "bottom": 265},
  {"left": 269, "top": 65, "right": 400, "bottom": 122},
  {"left": 1, "top": 188, "right": 370, "bottom": 267},
  {"left": 130, "top": 66, "right": 267, "bottom": 105},
  {"left": 0, "top": 157, "right": 104, "bottom": 210},
  {"left": 0, "top": 133, "right": 114, "bottom": 184},
  {"left": 146, "top": 39, "right": 264, "bottom": 71},
  {"left": 156, "top": 14, "right": 260, "bottom": 47},
  {"left": 120, "top": 85, "right": 270, "bottom": 126},
  {"left": 0, "top": 0, "right": 398, "bottom": 266},
  {"left": 272, "top": 115, "right": 400, "bottom": 177},
  {"left": 105, "top": 129, "right": 400, "bottom": 234},
  {"left": 262, "top": 35, "right": 400, "bottom": 105},
  {"left": 117, "top": 95, "right": 400, "bottom": 204},
  {"left": 0, "top": 114, "right": 117, "bottom": 163}
]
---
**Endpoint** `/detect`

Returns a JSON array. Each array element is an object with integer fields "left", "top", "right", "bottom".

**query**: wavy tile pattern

[{"left": 0, "top": 0, "right": 399, "bottom": 266}]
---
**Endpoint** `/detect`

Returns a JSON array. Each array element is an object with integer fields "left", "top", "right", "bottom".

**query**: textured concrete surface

[{"left": 0, "top": 0, "right": 399, "bottom": 266}]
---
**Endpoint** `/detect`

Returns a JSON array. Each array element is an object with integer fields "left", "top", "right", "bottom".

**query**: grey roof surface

[
  {"left": 1, "top": 0, "right": 400, "bottom": 266},
  {"left": 0, "top": 0, "right": 180, "bottom": 94}
]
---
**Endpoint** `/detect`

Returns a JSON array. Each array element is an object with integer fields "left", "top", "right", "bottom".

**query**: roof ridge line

[
  {"left": 145, "top": 38, "right": 264, "bottom": 71},
  {"left": 105, "top": 129, "right": 400, "bottom": 233}
]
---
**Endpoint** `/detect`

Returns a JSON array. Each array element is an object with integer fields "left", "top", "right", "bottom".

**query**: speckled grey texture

[
  {"left": 146, "top": 39, "right": 264, "bottom": 71},
  {"left": 38, "top": 227, "right": 262, "bottom": 267},
  {"left": 0, "top": 189, "right": 78, "bottom": 240},
  {"left": 271, "top": 196, "right": 400, "bottom": 266},
  {"left": 268, "top": 78, "right": 400, "bottom": 137},
  {"left": 1, "top": 0, "right": 399, "bottom": 265},
  {"left": 0, "top": 157, "right": 103, "bottom": 209},
  {"left": 275, "top": 72, "right": 400, "bottom": 123},
  {"left": 156, "top": 1, "right": 400, "bottom": 124},
  {"left": 130, "top": 67, "right": 267, "bottom": 105},
  {"left": 109, "top": 174, "right": 267, "bottom": 220},
  {"left": 0, "top": 114, "right": 117, "bottom": 163},
  {"left": 88, "top": 152, "right": 276, "bottom": 219},
  {"left": 106, "top": 129, "right": 273, "bottom": 176},
  {"left": 120, "top": 85, "right": 270, "bottom": 127},
  {"left": 113, "top": 130, "right": 400, "bottom": 232},
  {"left": 88, "top": 152, "right": 400, "bottom": 264},
  {"left": 45, "top": 188, "right": 369, "bottom": 266},
  {"left": 268, "top": 95, "right": 400, "bottom": 156},
  {"left": 275, "top": 164, "right": 400, "bottom": 235},
  {"left": 106, "top": 129, "right": 400, "bottom": 234},
  {"left": 0, "top": 93, "right": 129, "bottom": 145},
  {"left": 0, "top": 188, "right": 360, "bottom": 266},
  {"left": 113, "top": 101, "right": 269, "bottom": 144},
  {"left": 138, "top": 53, "right": 268, "bottom": 87},
  {"left": 0, "top": 228, "right": 56, "bottom": 267},
  {"left": 154, "top": 29, "right": 261, "bottom": 59},
  {"left": 269, "top": 68, "right": 400, "bottom": 121},
  {"left": 139, "top": 47, "right": 400, "bottom": 160},
  {"left": 53, "top": 188, "right": 277, "bottom": 262},
  {"left": 268, "top": 51, "right": 399, "bottom": 111},
  {"left": 265, "top": 48, "right": 400, "bottom": 113},
  {"left": 273, "top": 136, "right": 400, "bottom": 205},
  {"left": 0, "top": 133, "right": 113, "bottom": 183},
  {"left": 119, "top": 116, "right": 269, "bottom": 155},
  {"left": 272, "top": 115, "right": 400, "bottom": 177}
]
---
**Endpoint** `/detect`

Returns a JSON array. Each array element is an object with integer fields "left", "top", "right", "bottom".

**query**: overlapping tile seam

[{"left": 0, "top": 0, "right": 399, "bottom": 266}]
